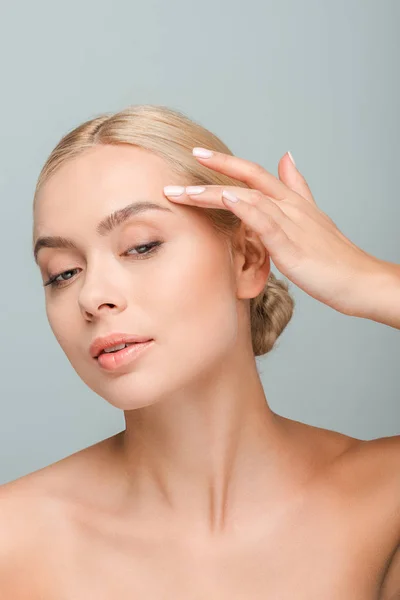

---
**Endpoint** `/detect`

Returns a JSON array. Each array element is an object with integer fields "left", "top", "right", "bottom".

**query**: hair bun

[{"left": 250, "top": 272, "right": 295, "bottom": 356}]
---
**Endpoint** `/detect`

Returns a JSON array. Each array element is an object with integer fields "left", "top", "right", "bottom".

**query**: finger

[
  {"left": 163, "top": 185, "right": 287, "bottom": 224},
  {"left": 277, "top": 152, "right": 316, "bottom": 205},
  {"left": 192, "top": 147, "right": 290, "bottom": 201},
  {"left": 220, "top": 191, "right": 297, "bottom": 260}
]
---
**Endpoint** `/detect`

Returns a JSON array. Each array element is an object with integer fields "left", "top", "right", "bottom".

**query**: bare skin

[
  {"left": 1, "top": 420, "right": 399, "bottom": 599},
  {"left": 1, "top": 143, "right": 399, "bottom": 598}
]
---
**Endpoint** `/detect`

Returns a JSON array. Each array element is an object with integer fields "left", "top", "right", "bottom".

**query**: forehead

[{"left": 34, "top": 145, "right": 180, "bottom": 234}]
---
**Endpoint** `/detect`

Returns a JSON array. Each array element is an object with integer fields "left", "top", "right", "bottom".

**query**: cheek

[
  {"left": 45, "top": 300, "right": 77, "bottom": 355},
  {"left": 149, "top": 240, "right": 238, "bottom": 355}
]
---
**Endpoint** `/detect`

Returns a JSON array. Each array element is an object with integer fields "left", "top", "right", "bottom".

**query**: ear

[
  {"left": 233, "top": 224, "right": 271, "bottom": 300},
  {"left": 278, "top": 152, "right": 315, "bottom": 204}
]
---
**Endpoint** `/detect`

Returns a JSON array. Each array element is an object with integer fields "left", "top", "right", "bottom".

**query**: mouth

[
  {"left": 90, "top": 334, "right": 154, "bottom": 360},
  {"left": 95, "top": 340, "right": 155, "bottom": 372},
  {"left": 97, "top": 342, "right": 137, "bottom": 357}
]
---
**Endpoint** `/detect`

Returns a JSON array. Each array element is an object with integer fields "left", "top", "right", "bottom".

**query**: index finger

[{"left": 192, "top": 147, "right": 289, "bottom": 201}]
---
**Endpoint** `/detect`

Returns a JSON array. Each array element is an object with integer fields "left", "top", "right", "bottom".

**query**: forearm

[{"left": 349, "top": 259, "right": 400, "bottom": 330}]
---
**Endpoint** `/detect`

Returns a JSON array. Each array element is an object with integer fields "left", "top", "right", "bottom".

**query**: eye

[
  {"left": 44, "top": 268, "right": 80, "bottom": 288},
  {"left": 43, "top": 241, "right": 163, "bottom": 289},
  {"left": 125, "top": 241, "right": 162, "bottom": 257}
]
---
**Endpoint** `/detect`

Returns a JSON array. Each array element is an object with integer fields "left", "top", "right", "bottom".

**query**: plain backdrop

[{"left": 0, "top": 0, "right": 399, "bottom": 484}]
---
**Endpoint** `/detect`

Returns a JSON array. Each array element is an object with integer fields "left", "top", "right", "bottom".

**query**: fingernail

[
  {"left": 287, "top": 151, "right": 296, "bottom": 166},
  {"left": 193, "top": 147, "right": 213, "bottom": 158},
  {"left": 186, "top": 186, "right": 206, "bottom": 195},
  {"left": 222, "top": 190, "right": 239, "bottom": 203},
  {"left": 164, "top": 186, "right": 185, "bottom": 196}
]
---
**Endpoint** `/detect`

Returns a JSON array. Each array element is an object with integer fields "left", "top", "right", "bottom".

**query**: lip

[
  {"left": 90, "top": 333, "right": 154, "bottom": 359},
  {"left": 96, "top": 339, "right": 154, "bottom": 372}
]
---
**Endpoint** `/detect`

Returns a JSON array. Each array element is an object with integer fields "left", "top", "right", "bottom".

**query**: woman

[{"left": 1, "top": 104, "right": 399, "bottom": 598}]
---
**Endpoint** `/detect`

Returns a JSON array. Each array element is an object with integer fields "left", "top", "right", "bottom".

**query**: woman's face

[{"left": 33, "top": 144, "right": 242, "bottom": 409}]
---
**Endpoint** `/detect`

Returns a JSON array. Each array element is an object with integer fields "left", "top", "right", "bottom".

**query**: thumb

[{"left": 278, "top": 152, "right": 315, "bottom": 204}]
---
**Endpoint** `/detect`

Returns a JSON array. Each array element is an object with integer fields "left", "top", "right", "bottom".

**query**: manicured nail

[
  {"left": 164, "top": 186, "right": 185, "bottom": 196},
  {"left": 287, "top": 151, "right": 296, "bottom": 166},
  {"left": 186, "top": 186, "right": 206, "bottom": 195},
  {"left": 222, "top": 190, "right": 239, "bottom": 203},
  {"left": 193, "top": 147, "right": 213, "bottom": 158}
]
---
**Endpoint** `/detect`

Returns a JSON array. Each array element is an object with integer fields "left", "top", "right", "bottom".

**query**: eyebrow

[{"left": 33, "top": 201, "right": 173, "bottom": 264}]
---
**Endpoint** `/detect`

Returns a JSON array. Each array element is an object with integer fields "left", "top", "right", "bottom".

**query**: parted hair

[{"left": 33, "top": 104, "right": 295, "bottom": 356}]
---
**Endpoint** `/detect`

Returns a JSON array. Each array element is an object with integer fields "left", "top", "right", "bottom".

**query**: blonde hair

[{"left": 33, "top": 104, "right": 295, "bottom": 356}]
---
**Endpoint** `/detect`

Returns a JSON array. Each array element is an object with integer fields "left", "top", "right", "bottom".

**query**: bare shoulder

[
  {"left": 0, "top": 432, "right": 123, "bottom": 597},
  {"left": 331, "top": 431, "right": 400, "bottom": 500},
  {"left": 362, "top": 435, "right": 400, "bottom": 599},
  {"left": 1, "top": 431, "right": 123, "bottom": 506},
  {"left": 328, "top": 431, "right": 400, "bottom": 599},
  {"left": 305, "top": 423, "right": 400, "bottom": 517},
  {"left": 295, "top": 421, "right": 400, "bottom": 597},
  {"left": 0, "top": 478, "right": 55, "bottom": 598},
  {"left": 283, "top": 416, "right": 400, "bottom": 489},
  {"left": 285, "top": 417, "right": 400, "bottom": 535}
]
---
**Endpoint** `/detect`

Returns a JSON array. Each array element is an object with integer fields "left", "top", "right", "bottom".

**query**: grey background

[{"left": 0, "top": 0, "right": 398, "bottom": 485}]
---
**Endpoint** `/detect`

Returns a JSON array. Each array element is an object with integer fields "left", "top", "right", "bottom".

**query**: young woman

[{"left": 1, "top": 104, "right": 399, "bottom": 598}]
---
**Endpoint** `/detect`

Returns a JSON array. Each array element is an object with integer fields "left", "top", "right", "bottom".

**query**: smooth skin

[{"left": 0, "top": 144, "right": 399, "bottom": 599}]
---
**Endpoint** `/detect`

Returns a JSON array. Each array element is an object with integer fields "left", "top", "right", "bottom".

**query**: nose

[{"left": 78, "top": 266, "right": 128, "bottom": 320}]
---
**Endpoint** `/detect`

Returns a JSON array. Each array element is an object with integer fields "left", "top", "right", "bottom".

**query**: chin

[{"left": 75, "top": 369, "right": 163, "bottom": 410}]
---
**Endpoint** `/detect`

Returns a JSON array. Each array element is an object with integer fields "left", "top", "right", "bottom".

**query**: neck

[{"left": 110, "top": 354, "right": 312, "bottom": 543}]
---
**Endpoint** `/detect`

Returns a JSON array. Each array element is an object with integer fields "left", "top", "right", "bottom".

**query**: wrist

[{"left": 349, "top": 258, "right": 400, "bottom": 328}]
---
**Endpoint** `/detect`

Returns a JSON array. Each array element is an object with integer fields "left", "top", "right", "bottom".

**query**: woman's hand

[{"left": 163, "top": 148, "right": 400, "bottom": 328}]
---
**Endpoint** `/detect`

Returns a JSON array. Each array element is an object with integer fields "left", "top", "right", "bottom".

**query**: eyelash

[{"left": 43, "top": 241, "right": 163, "bottom": 289}]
